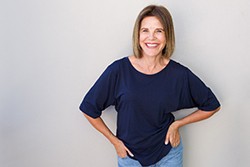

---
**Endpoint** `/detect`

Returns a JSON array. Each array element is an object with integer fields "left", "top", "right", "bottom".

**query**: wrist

[
  {"left": 109, "top": 135, "right": 120, "bottom": 146},
  {"left": 172, "top": 120, "right": 183, "bottom": 129}
]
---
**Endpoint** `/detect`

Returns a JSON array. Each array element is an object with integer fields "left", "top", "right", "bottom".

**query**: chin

[{"left": 143, "top": 52, "right": 162, "bottom": 58}]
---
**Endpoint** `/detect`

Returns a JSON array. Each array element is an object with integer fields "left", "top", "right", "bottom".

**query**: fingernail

[{"left": 165, "top": 141, "right": 168, "bottom": 145}]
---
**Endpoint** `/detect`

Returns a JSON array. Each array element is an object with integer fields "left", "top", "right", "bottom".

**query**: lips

[{"left": 145, "top": 43, "right": 159, "bottom": 48}]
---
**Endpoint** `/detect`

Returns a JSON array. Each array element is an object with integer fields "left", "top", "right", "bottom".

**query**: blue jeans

[{"left": 118, "top": 140, "right": 183, "bottom": 167}]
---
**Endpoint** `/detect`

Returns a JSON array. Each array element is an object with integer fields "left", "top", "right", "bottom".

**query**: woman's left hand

[{"left": 165, "top": 121, "right": 180, "bottom": 147}]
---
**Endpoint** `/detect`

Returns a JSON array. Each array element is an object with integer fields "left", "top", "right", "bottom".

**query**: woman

[{"left": 80, "top": 5, "right": 220, "bottom": 167}]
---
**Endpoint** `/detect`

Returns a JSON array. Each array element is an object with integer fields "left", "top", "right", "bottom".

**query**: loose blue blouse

[{"left": 80, "top": 57, "right": 220, "bottom": 166}]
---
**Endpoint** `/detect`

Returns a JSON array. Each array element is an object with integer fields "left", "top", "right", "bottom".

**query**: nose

[{"left": 148, "top": 32, "right": 156, "bottom": 40}]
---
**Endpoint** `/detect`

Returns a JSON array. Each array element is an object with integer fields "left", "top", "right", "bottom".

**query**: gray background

[{"left": 1, "top": 0, "right": 250, "bottom": 166}]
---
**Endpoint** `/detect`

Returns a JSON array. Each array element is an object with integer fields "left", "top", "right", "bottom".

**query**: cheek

[
  {"left": 139, "top": 34, "right": 147, "bottom": 41},
  {"left": 139, "top": 36, "right": 147, "bottom": 47},
  {"left": 157, "top": 34, "right": 166, "bottom": 42}
]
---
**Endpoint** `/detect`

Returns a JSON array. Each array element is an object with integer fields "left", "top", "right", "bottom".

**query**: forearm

[
  {"left": 83, "top": 113, "right": 119, "bottom": 145},
  {"left": 165, "top": 107, "right": 220, "bottom": 147},
  {"left": 174, "top": 107, "right": 221, "bottom": 129},
  {"left": 83, "top": 113, "right": 134, "bottom": 157}
]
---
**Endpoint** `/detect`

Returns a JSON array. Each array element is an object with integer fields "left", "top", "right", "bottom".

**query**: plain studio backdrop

[{"left": 1, "top": 0, "right": 250, "bottom": 167}]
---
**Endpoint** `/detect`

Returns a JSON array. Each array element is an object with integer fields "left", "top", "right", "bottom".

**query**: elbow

[
  {"left": 208, "top": 106, "right": 221, "bottom": 117},
  {"left": 201, "top": 106, "right": 221, "bottom": 118},
  {"left": 83, "top": 112, "right": 93, "bottom": 120},
  {"left": 82, "top": 112, "right": 100, "bottom": 121},
  {"left": 214, "top": 106, "right": 221, "bottom": 113}
]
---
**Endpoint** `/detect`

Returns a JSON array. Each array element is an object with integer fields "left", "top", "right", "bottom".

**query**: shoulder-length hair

[{"left": 133, "top": 5, "right": 175, "bottom": 59}]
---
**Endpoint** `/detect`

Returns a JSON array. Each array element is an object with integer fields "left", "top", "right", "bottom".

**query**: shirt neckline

[{"left": 125, "top": 56, "right": 172, "bottom": 77}]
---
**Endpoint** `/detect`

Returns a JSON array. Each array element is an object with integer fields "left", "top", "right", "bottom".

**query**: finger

[
  {"left": 118, "top": 147, "right": 129, "bottom": 158},
  {"left": 175, "top": 138, "right": 180, "bottom": 147},
  {"left": 165, "top": 139, "right": 169, "bottom": 145},
  {"left": 165, "top": 132, "right": 170, "bottom": 145},
  {"left": 172, "top": 141, "right": 180, "bottom": 147},
  {"left": 124, "top": 146, "right": 134, "bottom": 157},
  {"left": 170, "top": 135, "right": 180, "bottom": 147},
  {"left": 172, "top": 141, "right": 177, "bottom": 147},
  {"left": 118, "top": 153, "right": 127, "bottom": 158}
]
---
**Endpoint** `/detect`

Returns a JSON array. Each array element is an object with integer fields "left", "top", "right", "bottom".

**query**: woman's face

[{"left": 139, "top": 16, "right": 166, "bottom": 58}]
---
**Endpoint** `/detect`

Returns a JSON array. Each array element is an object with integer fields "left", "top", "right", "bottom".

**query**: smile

[{"left": 146, "top": 43, "right": 159, "bottom": 48}]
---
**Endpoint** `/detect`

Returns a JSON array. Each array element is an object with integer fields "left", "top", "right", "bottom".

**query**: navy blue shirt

[{"left": 80, "top": 57, "right": 220, "bottom": 166}]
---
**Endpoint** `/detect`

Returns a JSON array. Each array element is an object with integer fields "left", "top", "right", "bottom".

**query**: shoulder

[
  {"left": 169, "top": 59, "right": 191, "bottom": 75},
  {"left": 105, "top": 56, "right": 128, "bottom": 73},
  {"left": 170, "top": 60, "right": 206, "bottom": 84},
  {"left": 108, "top": 56, "right": 127, "bottom": 68}
]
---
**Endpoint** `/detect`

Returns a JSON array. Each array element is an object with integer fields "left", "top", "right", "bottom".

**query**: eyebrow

[
  {"left": 156, "top": 28, "right": 164, "bottom": 31},
  {"left": 140, "top": 27, "right": 165, "bottom": 31}
]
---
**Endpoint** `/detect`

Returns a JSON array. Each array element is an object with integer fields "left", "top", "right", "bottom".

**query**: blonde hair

[{"left": 133, "top": 5, "right": 175, "bottom": 58}]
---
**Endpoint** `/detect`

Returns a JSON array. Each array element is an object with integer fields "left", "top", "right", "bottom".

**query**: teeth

[{"left": 146, "top": 44, "right": 158, "bottom": 47}]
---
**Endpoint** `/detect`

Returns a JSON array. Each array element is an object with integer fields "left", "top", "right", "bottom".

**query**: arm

[
  {"left": 83, "top": 113, "right": 134, "bottom": 158},
  {"left": 165, "top": 107, "right": 221, "bottom": 147}
]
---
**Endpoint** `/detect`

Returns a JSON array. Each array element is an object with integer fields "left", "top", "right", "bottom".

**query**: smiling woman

[
  {"left": 139, "top": 17, "right": 166, "bottom": 59},
  {"left": 130, "top": 16, "right": 168, "bottom": 75},
  {"left": 133, "top": 5, "right": 175, "bottom": 59},
  {"left": 79, "top": 5, "right": 220, "bottom": 167}
]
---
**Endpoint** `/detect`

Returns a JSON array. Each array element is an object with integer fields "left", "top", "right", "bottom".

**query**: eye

[
  {"left": 156, "top": 29, "right": 164, "bottom": 33},
  {"left": 141, "top": 28, "right": 149, "bottom": 33}
]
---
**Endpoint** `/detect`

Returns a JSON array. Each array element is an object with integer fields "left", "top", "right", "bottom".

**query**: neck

[
  {"left": 141, "top": 55, "right": 164, "bottom": 68},
  {"left": 137, "top": 55, "right": 169, "bottom": 74},
  {"left": 129, "top": 55, "right": 170, "bottom": 75}
]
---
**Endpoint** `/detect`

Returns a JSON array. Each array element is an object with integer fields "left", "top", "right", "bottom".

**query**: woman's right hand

[
  {"left": 82, "top": 114, "right": 134, "bottom": 158},
  {"left": 113, "top": 138, "right": 134, "bottom": 158}
]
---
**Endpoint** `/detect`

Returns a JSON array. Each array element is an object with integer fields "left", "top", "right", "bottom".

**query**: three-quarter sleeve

[
  {"left": 79, "top": 64, "right": 118, "bottom": 118},
  {"left": 183, "top": 68, "right": 220, "bottom": 111}
]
